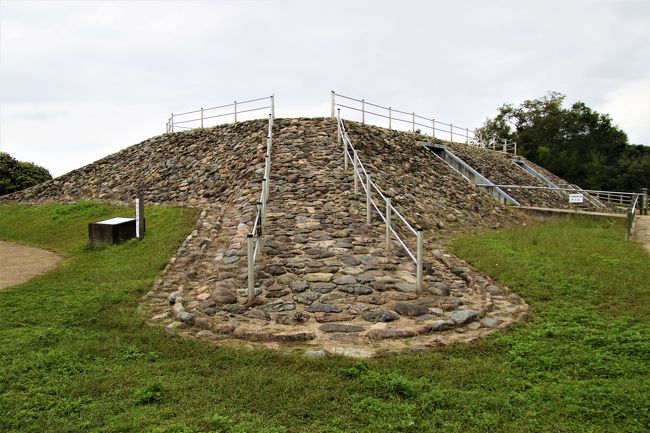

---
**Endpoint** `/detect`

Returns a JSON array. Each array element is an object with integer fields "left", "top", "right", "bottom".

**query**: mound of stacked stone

[{"left": 143, "top": 118, "right": 529, "bottom": 357}]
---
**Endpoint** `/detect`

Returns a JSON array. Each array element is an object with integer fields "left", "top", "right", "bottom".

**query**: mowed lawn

[{"left": 0, "top": 202, "right": 648, "bottom": 433}]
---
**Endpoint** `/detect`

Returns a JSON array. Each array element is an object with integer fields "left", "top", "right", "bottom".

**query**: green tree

[
  {"left": 0, "top": 152, "right": 52, "bottom": 196},
  {"left": 477, "top": 92, "right": 645, "bottom": 191}
]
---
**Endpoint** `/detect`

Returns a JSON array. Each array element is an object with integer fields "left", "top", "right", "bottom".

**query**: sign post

[{"left": 135, "top": 193, "right": 145, "bottom": 240}]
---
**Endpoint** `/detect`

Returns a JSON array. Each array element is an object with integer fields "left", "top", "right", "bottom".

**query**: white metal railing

[
  {"left": 246, "top": 114, "right": 274, "bottom": 300},
  {"left": 166, "top": 95, "right": 275, "bottom": 133},
  {"left": 626, "top": 194, "right": 641, "bottom": 241},
  {"left": 331, "top": 91, "right": 517, "bottom": 155},
  {"left": 587, "top": 189, "right": 640, "bottom": 207},
  {"left": 476, "top": 184, "right": 642, "bottom": 210},
  {"left": 337, "top": 109, "right": 424, "bottom": 291}
]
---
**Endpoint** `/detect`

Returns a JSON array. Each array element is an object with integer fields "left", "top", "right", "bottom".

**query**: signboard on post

[
  {"left": 135, "top": 193, "right": 145, "bottom": 240},
  {"left": 569, "top": 193, "right": 584, "bottom": 204}
]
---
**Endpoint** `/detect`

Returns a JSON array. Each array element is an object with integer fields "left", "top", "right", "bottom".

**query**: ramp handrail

[
  {"left": 246, "top": 114, "right": 274, "bottom": 300},
  {"left": 331, "top": 91, "right": 517, "bottom": 155},
  {"left": 626, "top": 193, "right": 641, "bottom": 241},
  {"left": 337, "top": 109, "right": 424, "bottom": 292},
  {"left": 166, "top": 95, "right": 275, "bottom": 133}
]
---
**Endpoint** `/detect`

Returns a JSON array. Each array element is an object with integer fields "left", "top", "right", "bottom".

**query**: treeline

[
  {"left": 477, "top": 92, "right": 649, "bottom": 192},
  {"left": 0, "top": 152, "right": 52, "bottom": 196}
]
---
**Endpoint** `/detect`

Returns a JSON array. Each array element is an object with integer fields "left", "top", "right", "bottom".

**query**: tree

[
  {"left": 476, "top": 92, "right": 645, "bottom": 191},
  {"left": 0, "top": 152, "right": 52, "bottom": 196}
]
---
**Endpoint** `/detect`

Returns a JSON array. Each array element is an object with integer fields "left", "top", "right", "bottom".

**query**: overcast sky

[{"left": 1, "top": 0, "right": 648, "bottom": 177}]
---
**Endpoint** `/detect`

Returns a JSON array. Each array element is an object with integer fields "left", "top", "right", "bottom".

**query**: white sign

[
  {"left": 135, "top": 198, "right": 141, "bottom": 238},
  {"left": 569, "top": 193, "right": 584, "bottom": 204}
]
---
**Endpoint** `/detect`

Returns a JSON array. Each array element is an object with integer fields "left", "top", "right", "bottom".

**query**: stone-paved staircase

[{"left": 142, "top": 119, "right": 529, "bottom": 357}]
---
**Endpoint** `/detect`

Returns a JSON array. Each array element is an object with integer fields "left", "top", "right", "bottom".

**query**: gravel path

[{"left": 0, "top": 241, "right": 62, "bottom": 289}]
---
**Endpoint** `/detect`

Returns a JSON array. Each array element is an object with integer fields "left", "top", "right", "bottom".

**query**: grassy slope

[{"left": 0, "top": 204, "right": 648, "bottom": 433}]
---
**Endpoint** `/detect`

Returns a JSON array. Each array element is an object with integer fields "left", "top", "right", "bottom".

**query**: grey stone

[
  {"left": 223, "top": 256, "right": 239, "bottom": 265},
  {"left": 167, "top": 290, "right": 182, "bottom": 305},
  {"left": 395, "top": 282, "right": 416, "bottom": 293},
  {"left": 175, "top": 311, "right": 195, "bottom": 324},
  {"left": 430, "top": 319, "right": 456, "bottom": 331},
  {"left": 480, "top": 317, "right": 502, "bottom": 328},
  {"left": 486, "top": 285, "right": 502, "bottom": 295},
  {"left": 319, "top": 323, "right": 365, "bottom": 333},
  {"left": 262, "top": 300, "right": 296, "bottom": 312},
  {"left": 367, "top": 328, "right": 417, "bottom": 339},
  {"left": 333, "top": 275, "right": 357, "bottom": 285},
  {"left": 338, "top": 285, "right": 373, "bottom": 295},
  {"left": 362, "top": 308, "right": 401, "bottom": 323},
  {"left": 393, "top": 303, "right": 429, "bottom": 317},
  {"left": 451, "top": 309, "right": 479, "bottom": 325},
  {"left": 293, "top": 291, "right": 321, "bottom": 305},
  {"left": 244, "top": 309, "right": 271, "bottom": 321},
  {"left": 210, "top": 288, "right": 237, "bottom": 305},
  {"left": 356, "top": 272, "right": 376, "bottom": 283},
  {"left": 305, "top": 303, "right": 343, "bottom": 313},
  {"left": 289, "top": 280, "right": 309, "bottom": 293},
  {"left": 311, "top": 282, "right": 336, "bottom": 293}
]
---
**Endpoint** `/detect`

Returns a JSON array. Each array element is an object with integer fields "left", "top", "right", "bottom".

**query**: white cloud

[{"left": 599, "top": 78, "right": 650, "bottom": 145}]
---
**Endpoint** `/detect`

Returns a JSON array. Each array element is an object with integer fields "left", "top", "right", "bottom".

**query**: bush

[{"left": 0, "top": 152, "right": 52, "bottom": 196}]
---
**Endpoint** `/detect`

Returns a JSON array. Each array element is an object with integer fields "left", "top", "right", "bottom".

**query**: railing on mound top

[
  {"left": 330, "top": 91, "right": 517, "bottom": 155},
  {"left": 337, "top": 108, "right": 424, "bottom": 292},
  {"left": 166, "top": 95, "right": 275, "bottom": 133},
  {"left": 246, "top": 114, "right": 274, "bottom": 300}
]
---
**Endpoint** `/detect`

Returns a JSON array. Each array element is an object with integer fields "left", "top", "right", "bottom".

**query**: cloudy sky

[{"left": 1, "top": 0, "right": 648, "bottom": 177}]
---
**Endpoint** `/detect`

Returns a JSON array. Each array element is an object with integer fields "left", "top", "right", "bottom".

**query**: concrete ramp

[{"left": 424, "top": 142, "right": 520, "bottom": 206}]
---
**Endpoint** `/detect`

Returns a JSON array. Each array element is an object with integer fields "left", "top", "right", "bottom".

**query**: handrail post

[
  {"left": 643, "top": 188, "right": 648, "bottom": 215},
  {"left": 503, "top": 139, "right": 507, "bottom": 153},
  {"left": 385, "top": 197, "right": 392, "bottom": 251},
  {"left": 264, "top": 156, "right": 270, "bottom": 193},
  {"left": 514, "top": 141, "right": 517, "bottom": 156},
  {"left": 416, "top": 228, "right": 423, "bottom": 293},
  {"left": 170, "top": 114, "right": 174, "bottom": 133},
  {"left": 353, "top": 152, "right": 358, "bottom": 198},
  {"left": 450, "top": 123, "right": 453, "bottom": 142},
  {"left": 200, "top": 108, "right": 204, "bottom": 128},
  {"left": 247, "top": 234, "right": 255, "bottom": 301},
  {"left": 338, "top": 109, "right": 348, "bottom": 171},
  {"left": 366, "top": 173, "right": 372, "bottom": 224},
  {"left": 330, "top": 91, "right": 335, "bottom": 118},
  {"left": 432, "top": 119, "right": 435, "bottom": 139},
  {"left": 389, "top": 107, "right": 392, "bottom": 129},
  {"left": 465, "top": 128, "right": 469, "bottom": 144},
  {"left": 412, "top": 112, "right": 415, "bottom": 132},
  {"left": 234, "top": 100, "right": 237, "bottom": 123},
  {"left": 271, "top": 95, "right": 275, "bottom": 121},
  {"left": 256, "top": 203, "right": 263, "bottom": 256},
  {"left": 361, "top": 99, "right": 365, "bottom": 125}
]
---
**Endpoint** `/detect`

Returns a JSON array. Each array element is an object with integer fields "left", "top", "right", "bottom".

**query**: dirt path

[
  {"left": 0, "top": 241, "right": 62, "bottom": 289},
  {"left": 632, "top": 215, "right": 650, "bottom": 255}
]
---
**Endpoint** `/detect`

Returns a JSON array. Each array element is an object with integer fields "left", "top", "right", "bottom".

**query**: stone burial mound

[
  {"left": 137, "top": 118, "right": 529, "bottom": 357},
  {"left": 3, "top": 117, "right": 537, "bottom": 357}
]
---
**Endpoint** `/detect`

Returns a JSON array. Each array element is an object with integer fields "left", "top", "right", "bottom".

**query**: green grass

[{"left": 0, "top": 204, "right": 648, "bottom": 432}]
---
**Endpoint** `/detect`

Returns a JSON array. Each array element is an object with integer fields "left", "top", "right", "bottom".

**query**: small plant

[{"left": 134, "top": 381, "right": 163, "bottom": 405}]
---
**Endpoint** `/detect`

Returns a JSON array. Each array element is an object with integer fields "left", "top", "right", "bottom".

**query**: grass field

[{"left": 0, "top": 203, "right": 648, "bottom": 433}]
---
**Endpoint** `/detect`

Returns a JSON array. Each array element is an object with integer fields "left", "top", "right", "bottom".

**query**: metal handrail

[
  {"left": 166, "top": 95, "right": 275, "bottom": 133},
  {"left": 246, "top": 113, "right": 274, "bottom": 301},
  {"left": 627, "top": 194, "right": 641, "bottom": 241},
  {"left": 337, "top": 109, "right": 424, "bottom": 292},
  {"left": 331, "top": 91, "right": 517, "bottom": 155}
]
